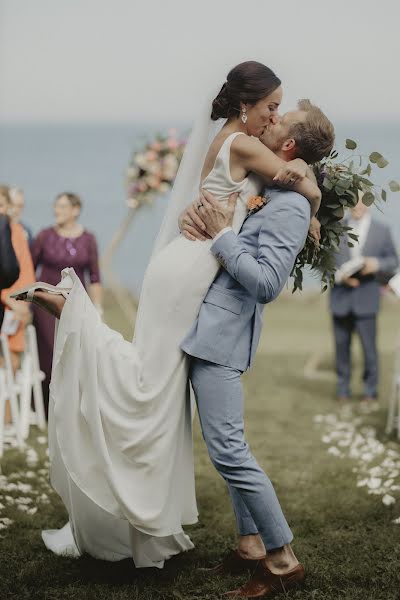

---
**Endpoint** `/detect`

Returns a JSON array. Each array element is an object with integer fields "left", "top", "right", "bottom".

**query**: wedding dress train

[{"left": 42, "top": 132, "right": 260, "bottom": 567}]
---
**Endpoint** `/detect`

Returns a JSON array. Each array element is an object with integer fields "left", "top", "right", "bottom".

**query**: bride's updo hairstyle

[{"left": 211, "top": 61, "right": 281, "bottom": 121}]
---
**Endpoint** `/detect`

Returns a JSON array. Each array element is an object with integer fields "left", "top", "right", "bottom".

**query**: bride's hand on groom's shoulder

[
  {"left": 273, "top": 158, "right": 308, "bottom": 186},
  {"left": 179, "top": 194, "right": 211, "bottom": 242}
]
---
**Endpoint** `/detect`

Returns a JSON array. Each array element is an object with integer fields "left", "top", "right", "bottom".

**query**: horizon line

[{"left": 1, "top": 117, "right": 400, "bottom": 127}]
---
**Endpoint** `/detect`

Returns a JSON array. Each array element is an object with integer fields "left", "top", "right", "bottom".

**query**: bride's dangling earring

[{"left": 241, "top": 106, "right": 248, "bottom": 124}]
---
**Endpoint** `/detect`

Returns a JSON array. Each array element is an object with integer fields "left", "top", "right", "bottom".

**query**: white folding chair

[
  {"left": 17, "top": 324, "right": 46, "bottom": 440},
  {"left": 0, "top": 334, "right": 24, "bottom": 457},
  {"left": 386, "top": 334, "right": 400, "bottom": 440}
]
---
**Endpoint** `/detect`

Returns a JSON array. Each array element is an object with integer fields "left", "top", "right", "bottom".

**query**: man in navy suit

[{"left": 330, "top": 198, "right": 398, "bottom": 407}]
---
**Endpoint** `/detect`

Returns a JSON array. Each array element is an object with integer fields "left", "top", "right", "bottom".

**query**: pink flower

[
  {"left": 167, "top": 139, "right": 178, "bottom": 151},
  {"left": 150, "top": 142, "right": 162, "bottom": 152},
  {"left": 145, "top": 150, "right": 157, "bottom": 161}
]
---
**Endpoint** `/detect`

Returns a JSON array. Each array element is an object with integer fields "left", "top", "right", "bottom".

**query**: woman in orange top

[{"left": 0, "top": 185, "right": 35, "bottom": 372}]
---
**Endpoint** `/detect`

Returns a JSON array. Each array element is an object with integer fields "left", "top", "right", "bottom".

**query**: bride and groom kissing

[{"left": 12, "top": 61, "right": 334, "bottom": 598}]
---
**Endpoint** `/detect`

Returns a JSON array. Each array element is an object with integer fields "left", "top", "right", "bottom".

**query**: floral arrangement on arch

[
  {"left": 291, "top": 139, "right": 400, "bottom": 293},
  {"left": 126, "top": 130, "right": 186, "bottom": 208}
]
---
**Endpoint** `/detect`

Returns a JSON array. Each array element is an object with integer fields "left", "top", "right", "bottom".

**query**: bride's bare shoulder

[{"left": 231, "top": 134, "right": 264, "bottom": 158}]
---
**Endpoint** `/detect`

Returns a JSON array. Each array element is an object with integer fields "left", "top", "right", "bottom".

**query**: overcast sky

[{"left": 0, "top": 0, "right": 399, "bottom": 123}]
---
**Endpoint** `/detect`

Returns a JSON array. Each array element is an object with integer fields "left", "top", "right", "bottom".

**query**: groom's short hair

[{"left": 290, "top": 100, "right": 335, "bottom": 164}]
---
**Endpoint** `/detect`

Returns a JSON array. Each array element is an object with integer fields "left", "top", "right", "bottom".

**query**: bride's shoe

[{"left": 10, "top": 281, "right": 72, "bottom": 318}]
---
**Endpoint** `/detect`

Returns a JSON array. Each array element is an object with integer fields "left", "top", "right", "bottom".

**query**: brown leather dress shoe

[
  {"left": 224, "top": 561, "right": 305, "bottom": 598},
  {"left": 200, "top": 549, "right": 265, "bottom": 576}
]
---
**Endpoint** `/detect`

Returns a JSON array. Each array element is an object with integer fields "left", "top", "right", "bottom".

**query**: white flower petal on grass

[
  {"left": 357, "top": 479, "right": 368, "bottom": 488},
  {"left": 360, "top": 453, "right": 374, "bottom": 463},
  {"left": 27, "top": 507, "right": 37, "bottom": 515},
  {"left": 393, "top": 516, "right": 400, "bottom": 524},
  {"left": 0, "top": 518, "right": 13, "bottom": 526},
  {"left": 387, "top": 449, "right": 400, "bottom": 459},
  {"left": 17, "top": 504, "right": 29, "bottom": 512},
  {"left": 382, "top": 494, "right": 396, "bottom": 506},
  {"left": 0, "top": 503, "right": 5, "bottom": 510},
  {"left": 327, "top": 446, "right": 342, "bottom": 457},
  {"left": 5, "top": 496, "right": 15, "bottom": 505},
  {"left": 313, "top": 415, "right": 324, "bottom": 423},
  {"left": 26, "top": 448, "right": 39, "bottom": 466},
  {"left": 17, "top": 483, "right": 33, "bottom": 493},
  {"left": 37, "top": 436, "right": 47, "bottom": 444},
  {"left": 384, "top": 479, "right": 395, "bottom": 488},
  {"left": 15, "top": 497, "right": 32, "bottom": 505},
  {"left": 367, "top": 478, "right": 382, "bottom": 489},
  {"left": 338, "top": 439, "right": 352, "bottom": 447},
  {"left": 322, "top": 435, "right": 331, "bottom": 444},
  {"left": 390, "top": 485, "right": 400, "bottom": 492}
]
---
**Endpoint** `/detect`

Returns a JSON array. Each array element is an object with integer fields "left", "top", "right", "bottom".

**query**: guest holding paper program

[{"left": 330, "top": 198, "right": 398, "bottom": 408}]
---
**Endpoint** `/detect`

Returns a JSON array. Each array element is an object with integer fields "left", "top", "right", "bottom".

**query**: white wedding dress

[{"left": 42, "top": 132, "right": 261, "bottom": 568}]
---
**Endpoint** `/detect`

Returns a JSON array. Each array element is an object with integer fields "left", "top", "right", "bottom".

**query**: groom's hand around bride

[{"left": 179, "top": 191, "right": 238, "bottom": 241}]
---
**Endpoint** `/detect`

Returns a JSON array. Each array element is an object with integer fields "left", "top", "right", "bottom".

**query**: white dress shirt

[{"left": 348, "top": 212, "right": 371, "bottom": 258}]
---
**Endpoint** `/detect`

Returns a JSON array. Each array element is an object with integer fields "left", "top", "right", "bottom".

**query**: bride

[{"left": 12, "top": 61, "right": 322, "bottom": 568}]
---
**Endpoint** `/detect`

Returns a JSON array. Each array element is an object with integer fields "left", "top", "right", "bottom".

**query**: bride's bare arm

[{"left": 234, "top": 136, "right": 321, "bottom": 216}]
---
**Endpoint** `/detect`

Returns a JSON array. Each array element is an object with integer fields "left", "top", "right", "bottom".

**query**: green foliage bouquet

[{"left": 291, "top": 139, "right": 400, "bottom": 292}]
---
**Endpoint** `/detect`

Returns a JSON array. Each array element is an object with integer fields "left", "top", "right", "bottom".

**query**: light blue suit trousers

[{"left": 190, "top": 358, "right": 293, "bottom": 549}]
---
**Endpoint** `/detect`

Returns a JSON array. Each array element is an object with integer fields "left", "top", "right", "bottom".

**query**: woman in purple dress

[{"left": 32, "top": 192, "right": 102, "bottom": 416}]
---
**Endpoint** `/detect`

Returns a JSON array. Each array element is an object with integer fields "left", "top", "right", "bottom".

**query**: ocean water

[{"left": 0, "top": 120, "right": 399, "bottom": 294}]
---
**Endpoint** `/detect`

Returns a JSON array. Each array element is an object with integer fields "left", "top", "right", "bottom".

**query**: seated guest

[
  {"left": 0, "top": 213, "right": 20, "bottom": 328},
  {"left": 0, "top": 185, "right": 35, "bottom": 424},
  {"left": 330, "top": 198, "right": 399, "bottom": 409},
  {"left": 0, "top": 185, "right": 35, "bottom": 373},
  {"left": 32, "top": 192, "right": 102, "bottom": 417}
]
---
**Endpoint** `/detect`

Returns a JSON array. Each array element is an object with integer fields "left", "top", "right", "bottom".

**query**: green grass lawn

[{"left": 1, "top": 292, "right": 400, "bottom": 600}]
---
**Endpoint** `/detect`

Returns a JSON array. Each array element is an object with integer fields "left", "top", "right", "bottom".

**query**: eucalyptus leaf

[
  {"left": 345, "top": 139, "right": 357, "bottom": 150},
  {"left": 369, "top": 151, "right": 383, "bottom": 163},
  {"left": 323, "top": 178, "right": 334, "bottom": 191},
  {"left": 362, "top": 191, "right": 375, "bottom": 206},
  {"left": 389, "top": 180, "right": 400, "bottom": 192},
  {"left": 358, "top": 176, "right": 373, "bottom": 187},
  {"left": 376, "top": 157, "right": 389, "bottom": 168},
  {"left": 332, "top": 206, "right": 344, "bottom": 218}
]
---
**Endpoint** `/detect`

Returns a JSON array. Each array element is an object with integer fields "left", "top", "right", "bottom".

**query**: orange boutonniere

[{"left": 246, "top": 194, "right": 269, "bottom": 216}]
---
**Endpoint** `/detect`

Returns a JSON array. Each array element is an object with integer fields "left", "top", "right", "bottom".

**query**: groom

[{"left": 179, "top": 104, "right": 334, "bottom": 598}]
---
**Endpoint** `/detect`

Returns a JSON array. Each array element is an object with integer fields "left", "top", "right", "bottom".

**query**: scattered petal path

[{"left": 314, "top": 411, "right": 400, "bottom": 524}]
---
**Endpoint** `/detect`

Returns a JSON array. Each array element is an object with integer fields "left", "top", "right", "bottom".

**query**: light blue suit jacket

[{"left": 181, "top": 189, "right": 310, "bottom": 371}]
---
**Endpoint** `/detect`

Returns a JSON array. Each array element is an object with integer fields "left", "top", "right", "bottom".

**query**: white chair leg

[
  {"left": 18, "top": 354, "right": 33, "bottom": 440},
  {"left": 0, "top": 334, "right": 24, "bottom": 451},
  {"left": 27, "top": 326, "right": 46, "bottom": 430}
]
